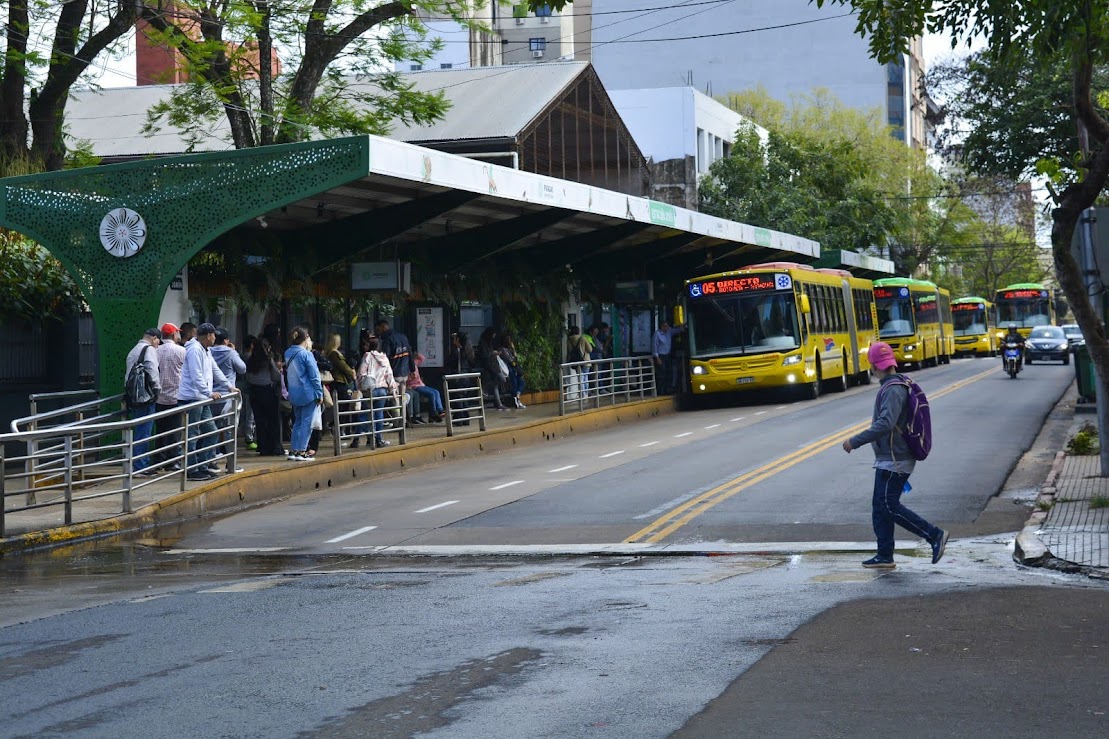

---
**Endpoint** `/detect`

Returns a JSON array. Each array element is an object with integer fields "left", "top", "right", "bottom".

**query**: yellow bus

[
  {"left": 873, "top": 278, "right": 954, "bottom": 369},
  {"left": 994, "top": 283, "right": 1055, "bottom": 339},
  {"left": 680, "top": 262, "right": 878, "bottom": 401},
  {"left": 952, "top": 297, "right": 998, "bottom": 358}
]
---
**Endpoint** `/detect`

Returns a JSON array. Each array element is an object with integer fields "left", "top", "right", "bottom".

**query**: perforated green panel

[{"left": 0, "top": 137, "right": 370, "bottom": 396}]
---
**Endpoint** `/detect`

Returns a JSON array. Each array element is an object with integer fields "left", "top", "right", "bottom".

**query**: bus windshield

[
  {"left": 953, "top": 305, "right": 988, "bottom": 335},
  {"left": 688, "top": 291, "right": 800, "bottom": 357},
  {"left": 877, "top": 296, "right": 915, "bottom": 338},
  {"left": 997, "top": 299, "right": 1051, "bottom": 328}
]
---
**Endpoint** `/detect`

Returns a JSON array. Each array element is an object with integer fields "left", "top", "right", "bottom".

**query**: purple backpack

[{"left": 879, "top": 375, "right": 932, "bottom": 461}]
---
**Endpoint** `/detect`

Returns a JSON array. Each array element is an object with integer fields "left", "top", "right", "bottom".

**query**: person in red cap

[
  {"left": 149, "top": 321, "right": 186, "bottom": 473},
  {"left": 841, "top": 341, "right": 948, "bottom": 570}
]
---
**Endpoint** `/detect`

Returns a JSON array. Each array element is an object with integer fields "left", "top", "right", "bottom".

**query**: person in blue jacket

[{"left": 283, "top": 325, "right": 323, "bottom": 462}]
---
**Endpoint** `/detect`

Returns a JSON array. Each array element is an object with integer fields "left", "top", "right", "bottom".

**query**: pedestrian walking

[
  {"left": 375, "top": 319, "right": 414, "bottom": 421},
  {"left": 652, "top": 320, "right": 680, "bottom": 395},
  {"left": 842, "top": 342, "right": 948, "bottom": 570}
]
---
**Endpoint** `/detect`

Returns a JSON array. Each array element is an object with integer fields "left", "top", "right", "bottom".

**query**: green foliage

[
  {"left": 139, "top": 1, "right": 469, "bottom": 149},
  {"left": 0, "top": 230, "right": 84, "bottom": 321},
  {"left": 501, "top": 302, "right": 564, "bottom": 392},
  {"left": 704, "top": 88, "right": 982, "bottom": 277},
  {"left": 1090, "top": 495, "right": 1109, "bottom": 509},
  {"left": 1067, "top": 422, "right": 1100, "bottom": 456}
]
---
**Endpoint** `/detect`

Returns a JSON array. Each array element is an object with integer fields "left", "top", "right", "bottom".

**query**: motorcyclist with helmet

[{"left": 1002, "top": 324, "right": 1026, "bottom": 370}]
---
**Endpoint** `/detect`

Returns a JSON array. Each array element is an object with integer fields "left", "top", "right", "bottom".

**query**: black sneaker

[
  {"left": 931, "top": 530, "right": 949, "bottom": 564},
  {"left": 862, "top": 555, "right": 896, "bottom": 569},
  {"left": 186, "top": 471, "right": 215, "bottom": 481}
]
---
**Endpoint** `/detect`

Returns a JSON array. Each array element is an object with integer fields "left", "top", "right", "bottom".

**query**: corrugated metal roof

[
  {"left": 383, "top": 62, "right": 588, "bottom": 142},
  {"left": 65, "top": 62, "right": 590, "bottom": 158}
]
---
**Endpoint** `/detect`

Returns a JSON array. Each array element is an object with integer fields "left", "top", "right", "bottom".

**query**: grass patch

[
  {"left": 1091, "top": 495, "right": 1109, "bottom": 509},
  {"left": 1035, "top": 499, "right": 1054, "bottom": 511},
  {"left": 1066, "top": 422, "right": 1100, "bottom": 455}
]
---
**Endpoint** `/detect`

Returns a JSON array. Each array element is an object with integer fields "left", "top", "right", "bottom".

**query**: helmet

[{"left": 1008, "top": 324, "right": 1019, "bottom": 331}]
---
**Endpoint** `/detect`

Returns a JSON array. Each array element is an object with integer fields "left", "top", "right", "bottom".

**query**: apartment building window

[
  {"left": 410, "top": 64, "right": 423, "bottom": 71},
  {"left": 513, "top": 4, "right": 528, "bottom": 18},
  {"left": 529, "top": 38, "right": 547, "bottom": 51},
  {"left": 536, "top": 5, "right": 553, "bottom": 16},
  {"left": 440, "top": 63, "right": 453, "bottom": 69},
  {"left": 697, "top": 128, "right": 707, "bottom": 173}
]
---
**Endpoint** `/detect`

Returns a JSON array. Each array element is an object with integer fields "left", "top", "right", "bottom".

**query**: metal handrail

[
  {"left": 12, "top": 392, "right": 124, "bottom": 433},
  {"left": 331, "top": 390, "right": 407, "bottom": 455},
  {"left": 558, "top": 355, "right": 656, "bottom": 415},
  {"left": 442, "top": 372, "right": 487, "bottom": 436},
  {"left": 1, "top": 393, "right": 240, "bottom": 537}
]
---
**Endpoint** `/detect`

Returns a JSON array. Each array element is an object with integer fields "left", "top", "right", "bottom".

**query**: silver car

[
  {"left": 1062, "top": 324, "right": 1085, "bottom": 353},
  {"left": 1026, "top": 326, "right": 1071, "bottom": 364}
]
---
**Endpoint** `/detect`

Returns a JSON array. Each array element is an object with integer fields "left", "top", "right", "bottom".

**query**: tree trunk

[
  {"left": 256, "top": 2, "right": 274, "bottom": 147},
  {"left": 1, "top": 0, "right": 31, "bottom": 165}
]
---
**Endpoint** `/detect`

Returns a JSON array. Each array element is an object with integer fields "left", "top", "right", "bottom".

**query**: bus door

[{"left": 839, "top": 280, "right": 861, "bottom": 374}]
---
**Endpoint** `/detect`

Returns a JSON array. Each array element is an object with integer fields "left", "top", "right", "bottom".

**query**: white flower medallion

[{"left": 100, "top": 208, "right": 147, "bottom": 258}]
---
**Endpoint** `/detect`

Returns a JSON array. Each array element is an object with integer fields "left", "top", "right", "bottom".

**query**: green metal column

[{"left": 0, "top": 137, "right": 371, "bottom": 396}]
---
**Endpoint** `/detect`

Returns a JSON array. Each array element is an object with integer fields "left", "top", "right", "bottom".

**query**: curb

[
  {"left": 1013, "top": 450, "right": 1066, "bottom": 568},
  {"left": 0, "top": 397, "right": 675, "bottom": 556}
]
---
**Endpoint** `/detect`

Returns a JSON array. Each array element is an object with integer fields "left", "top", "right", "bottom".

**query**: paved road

[
  {"left": 164, "top": 357, "right": 1072, "bottom": 553},
  {"left": 1, "top": 357, "right": 1100, "bottom": 738}
]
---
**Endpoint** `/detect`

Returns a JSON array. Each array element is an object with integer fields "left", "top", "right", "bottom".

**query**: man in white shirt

[
  {"left": 151, "top": 322, "right": 186, "bottom": 472},
  {"left": 178, "top": 323, "right": 228, "bottom": 480}
]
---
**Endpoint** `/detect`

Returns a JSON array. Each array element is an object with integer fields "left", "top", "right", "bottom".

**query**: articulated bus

[
  {"left": 951, "top": 296, "right": 998, "bottom": 357},
  {"left": 994, "top": 283, "right": 1055, "bottom": 339},
  {"left": 680, "top": 262, "right": 878, "bottom": 401},
  {"left": 873, "top": 278, "right": 954, "bottom": 369}
]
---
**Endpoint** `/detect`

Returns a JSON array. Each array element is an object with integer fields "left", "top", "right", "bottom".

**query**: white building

[{"left": 609, "top": 87, "right": 766, "bottom": 208}]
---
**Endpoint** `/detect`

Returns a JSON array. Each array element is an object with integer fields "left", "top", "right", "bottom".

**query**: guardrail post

[
  {"left": 443, "top": 377, "right": 455, "bottom": 438},
  {"left": 122, "top": 426, "right": 133, "bottom": 514},
  {"left": 331, "top": 391, "right": 341, "bottom": 456},
  {"left": 24, "top": 438, "right": 37, "bottom": 505},
  {"left": 179, "top": 412, "right": 189, "bottom": 492},
  {"left": 230, "top": 394, "right": 241, "bottom": 473},
  {"left": 63, "top": 436, "right": 74, "bottom": 525},
  {"left": 1, "top": 445, "right": 6, "bottom": 537},
  {"left": 558, "top": 365, "right": 566, "bottom": 417}
]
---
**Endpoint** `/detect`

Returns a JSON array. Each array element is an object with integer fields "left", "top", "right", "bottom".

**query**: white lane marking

[
  {"left": 325, "top": 525, "right": 378, "bottom": 544},
  {"left": 704, "top": 424, "right": 720, "bottom": 429},
  {"left": 730, "top": 417, "right": 746, "bottom": 422},
  {"left": 548, "top": 464, "right": 579, "bottom": 473},
  {"left": 600, "top": 450, "right": 625, "bottom": 458},
  {"left": 416, "top": 500, "right": 461, "bottom": 512},
  {"left": 162, "top": 548, "right": 289, "bottom": 555},
  {"left": 639, "top": 441, "right": 660, "bottom": 447},
  {"left": 129, "top": 594, "right": 173, "bottom": 604},
  {"left": 634, "top": 490, "right": 704, "bottom": 519},
  {"left": 775, "top": 405, "right": 787, "bottom": 410},
  {"left": 674, "top": 432, "right": 693, "bottom": 438},
  {"left": 490, "top": 481, "right": 523, "bottom": 491},
  {"left": 755, "top": 411, "right": 767, "bottom": 416},
  {"left": 200, "top": 581, "right": 283, "bottom": 594}
]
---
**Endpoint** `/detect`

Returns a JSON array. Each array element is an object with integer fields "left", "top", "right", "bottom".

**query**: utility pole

[{"left": 1076, "top": 120, "right": 1109, "bottom": 474}]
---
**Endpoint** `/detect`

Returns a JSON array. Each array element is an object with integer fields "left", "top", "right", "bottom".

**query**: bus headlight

[
  {"left": 692, "top": 365, "right": 706, "bottom": 375},
  {"left": 782, "top": 355, "right": 803, "bottom": 366},
  {"left": 903, "top": 343, "right": 917, "bottom": 352}
]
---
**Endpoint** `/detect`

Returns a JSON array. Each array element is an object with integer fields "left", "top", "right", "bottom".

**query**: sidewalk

[
  {"left": 0, "top": 394, "right": 674, "bottom": 554},
  {"left": 1017, "top": 402, "right": 1109, "bottom": 578}
]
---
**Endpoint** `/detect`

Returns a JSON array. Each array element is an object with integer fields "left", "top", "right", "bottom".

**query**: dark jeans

[
  {"left": 128, "top": 402, "right": 156, "bottom": 471},
  {"left": 153, "top": 403, "right": 182, "bottom": 466},
  {"left": 185, "top": 404, "right": 217, "bottom": 472},
  {"left": 249, "top": 384, "right": 283, "bottom": 456},
  {"left": 654, "top": 354, "right": 673, "bottom": 394},
  {"left": 872, "top": 468, "right": 940, "bottom": 558},
  {"left": 414, "top": 386, "right": 443, "bottom": 415},
  {"left": 371, "top": 387, "right": 389, "bottom": 441}
]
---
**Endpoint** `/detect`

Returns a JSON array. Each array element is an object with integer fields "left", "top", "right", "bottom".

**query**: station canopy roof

[{"left": 202, "top": 135, "right": 823, "bottom": 291}]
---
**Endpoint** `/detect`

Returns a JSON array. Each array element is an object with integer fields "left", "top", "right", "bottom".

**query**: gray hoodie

[{"left": 849, "top": 373, "right": 915, "bottom": 474}]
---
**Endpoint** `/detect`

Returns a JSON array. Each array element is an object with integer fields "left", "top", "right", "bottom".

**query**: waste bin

[{"left": 1075, "top": 344, "right": 1097, "bottom": 403}]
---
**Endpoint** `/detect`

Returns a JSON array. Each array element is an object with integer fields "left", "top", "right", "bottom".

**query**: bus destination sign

[
  {"left": 874, "top": 286, "right": 910, "bottom": 299},
  {"left": 1001, "top": 289, "right": 1048, "bottom": 299},
  {"left": 688, "top": 273, "right": 790, "bottom": 298},
  {"left": 952, "top": 302, "right": 981, "bottom": 312}
]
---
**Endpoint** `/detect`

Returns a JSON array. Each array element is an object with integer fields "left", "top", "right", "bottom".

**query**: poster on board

[{"left": 416, "top": 307, "right": 444, "bottom": 367}]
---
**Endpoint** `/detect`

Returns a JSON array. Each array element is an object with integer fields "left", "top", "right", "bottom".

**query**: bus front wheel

[{"left": 804, "top": 360, "right": 822, "bottom": 400}]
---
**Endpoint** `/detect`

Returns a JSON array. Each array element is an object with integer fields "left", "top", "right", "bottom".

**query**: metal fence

[
  {"left": 559, "top": 356, "right": 656, "bottom": 415},
  {"left": 330, "top": 390, "right": 407, "bottom": 455},
  {"left": 0, "top": 392, "right": 239, "bottom": 537},
  {"left": 442, "top": 372, "right": 487, "bottom": 436}
]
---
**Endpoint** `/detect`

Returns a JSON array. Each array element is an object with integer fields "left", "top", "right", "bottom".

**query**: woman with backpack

[{"left": 841, "top": 342, "right": 947, "bottom": 570}]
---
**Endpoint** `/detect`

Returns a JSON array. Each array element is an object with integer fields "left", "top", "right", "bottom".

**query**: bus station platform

[{"left": 0, "top": 395, "right": 675, "bottom": 555}]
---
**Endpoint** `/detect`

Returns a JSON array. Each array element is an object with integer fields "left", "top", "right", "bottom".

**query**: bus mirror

[
  {"left": 673, "top": 306, "right": 685, "bottom": 327},
  {"left": 799, "top": 295, "right": 811, "bottom": 314}
]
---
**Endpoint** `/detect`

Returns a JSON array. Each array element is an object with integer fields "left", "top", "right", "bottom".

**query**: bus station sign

[{"left": 688, "top": 273, "right": 788, "bottom": 298}]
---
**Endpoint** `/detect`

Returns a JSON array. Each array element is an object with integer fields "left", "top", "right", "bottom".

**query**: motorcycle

[{"left": 1003, "top": 342, "right": 1023, "bottom": 379}]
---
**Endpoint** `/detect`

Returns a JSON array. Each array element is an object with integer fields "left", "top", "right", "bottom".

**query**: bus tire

[
  {"left": 827, "top": 354, "right": 848, "bottom": 393},
  {"left": 858, "top": 369, "right": 872, "bottom": 385},
  {"left": 805, "top": 360, "right": 822, "bottom": 400}
]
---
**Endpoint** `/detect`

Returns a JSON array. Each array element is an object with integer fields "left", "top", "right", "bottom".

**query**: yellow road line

[{"left": 623, "top": 366, "right": 998, "bottom": 544}]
